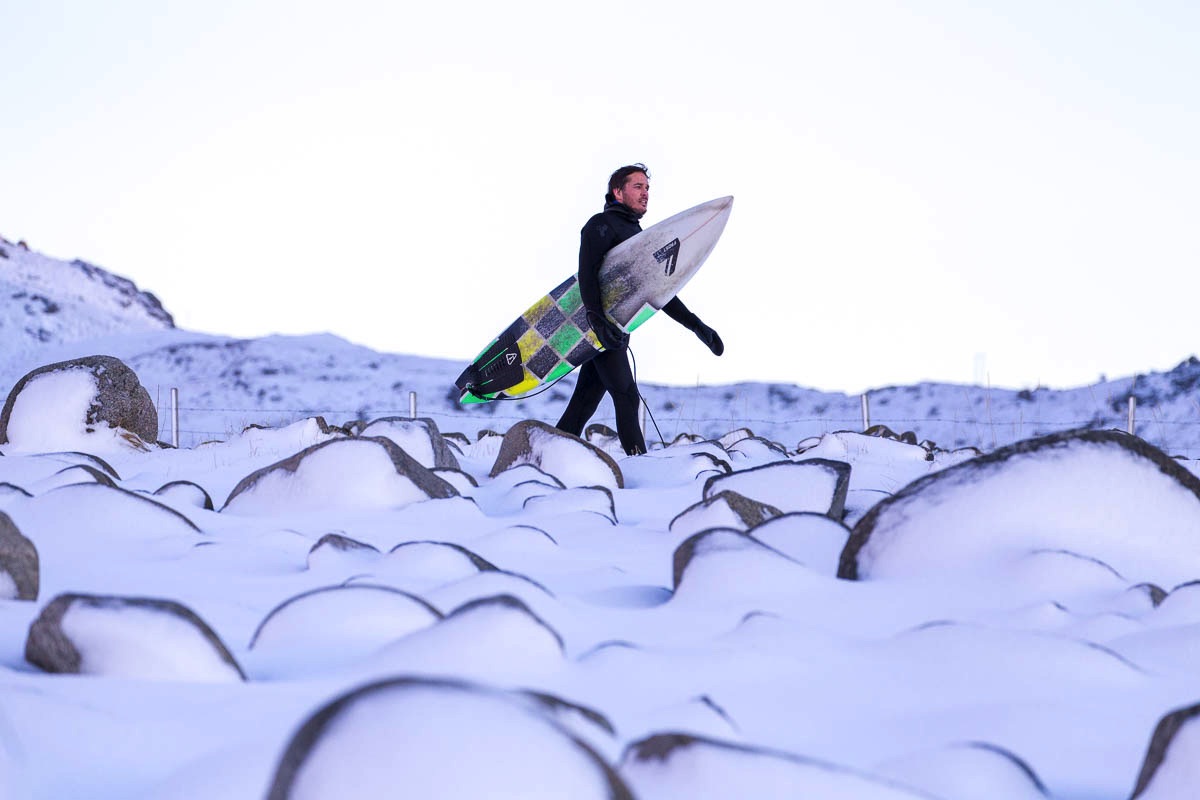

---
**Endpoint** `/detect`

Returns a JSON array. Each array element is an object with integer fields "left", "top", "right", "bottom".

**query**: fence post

[
  {"left": 1128, "top": 396, "right": 1136, "bottom": 435},
  {"left": 409, "top": 391, "right": 418, "bottom": 419},
  {"left": 861, "top": 393, "right": 871, "bottom": 431},
  {"left": 170, "top": 388, "right": 180, "bottom": 448}
]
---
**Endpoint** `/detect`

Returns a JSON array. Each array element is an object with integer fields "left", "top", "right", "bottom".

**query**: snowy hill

[{"left": 0, "top": 234, "right": 173, "bottom": 360}]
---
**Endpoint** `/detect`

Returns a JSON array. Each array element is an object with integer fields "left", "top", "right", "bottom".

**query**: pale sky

[{"left": 3, "top": 1, "right": 1198, "bottom": 393}]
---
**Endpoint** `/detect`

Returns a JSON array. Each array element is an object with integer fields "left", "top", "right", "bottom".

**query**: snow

[
  {"left": 703, "top": 459, "right": 843, "bottom": 514},
  {"left": 358, "top": 418, "right": 441, "bottom": 468},
  {"left": 3, "top": 241, "right": 1200, "bottom": 797},
  {"left": 618, "top": 734, "right": 936, "bottom": 800},
  {"left": 2, "top": 369, "right": 100, "bottom": 453},
  {"left": 375, "top": 541, "right": 494, "bottom": 591},
  {"left": 272, "top": 679, "right": 623, "bottom": 799},
  {"left": 749, "top": 512, "right": 850, "bottom": 574},
  {"left": 0, "top": 243, "right": 172, "bottom": 374},
  {"left": 60, "top": 601, "right": 243, "bottom": 683},
  {"left": 872, "top": 742, "right": 1048, "bottom": 800},
  {"left": 668, "top": 492, "right": 779, "bottom": 538},
  {"left": 851, "top": 435, "right": 1200, "bottom": 587},
  {"left": 516, "top": 425, "right": 621, "bottom": 491},
  {"left": 221, "top": 438, "right": 439, "bottom": 514},
  {"left": 1137, "top": 710, "right": 1200, "bottom": 799},
  {"left": 0, "top": 572, "right": 16, "bottom": 600},
  {"left": 246, "top": 584, "right": 441, "bottom": 678}
]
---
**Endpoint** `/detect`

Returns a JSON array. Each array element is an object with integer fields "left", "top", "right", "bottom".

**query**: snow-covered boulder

[
  {"left": 0, "top": 452, "right": 123, "bottom": 498},
  {"left": 489, "top": 420, "right": 623, "bottom": 490},
  {"left": 377, "top": 541, "right": 499, "bottom": 593},
  {"left": 29, "top": 463, "right": 116, "bottom": 493},
  {"left": 0, "top": 511, "right": 38, "bottom": 600},
  {"left": 442, "top": 431, "right": 471, "bottom": 449},
  {"left": 668, "top": 490, "right": 783, "bottom": 539},
  {"left": 703, "top": 459, "right": 850, "bottom": 519},
  {"left": 749, "top": 512, "right": 851, "bottom": 576},
  {"left": 152, "top": 480, "right": 214, "bottom": 510},
  {"left": 432, "top": 468, "right": 477, "bottom": 494},
  {"left": 523, "top": 486, "right": 617, "bottom": 524},
  {"left": 488, "top": 463, "right": 565, "bottom": 491},
  {"left": 356, "top": 594, "right": 566, "bottom": 684},
  {"left": 840, "top": 429, "right": 1200, "bottom": 587},
  {"left": 421, "top": 570, "right": 557, "bottom": 621},
  {"left": 266, "top": 676, "right": 632, "bottom": 799},
  {"left": 0, "top": 355, "right": 158, "bottom": 450},
  {"left": 221, "top": 436, "right": 457, "bottom": 514},
  {"left": 480, "top": 478, "right": 563, "bottom": 517},
  {"left": 0, "top": 483, "right": 32, "bottom": 505},
  {"left": 796, "top": 430, "right": 960, "bottom": 498},
  {"left": 618, "top": 733, "right": 934, "bottom": 799},
  {"left": 513, "top": 688, "right": 618, "bottom": 759},
  {"left": 306, "top": 533, "right": 381, "bottom": 571},
  {"left": 584, "top": 422, "right": 620, "bottom": 451},
  {"left": 672, "top": 528, "right": 804, "bottom": 593},
  {"left": 5, "top": 483, "right": 203, "bottom": 601},
  {"left": 717, "top": 428, "right": 756, "bottom": 449},
  {"left": 248, "top": 584, "right": 442, "bottom": 676},
  {"left": 358, "top": 416, "right": 461, "bottom": 470},
  {"left": 621, "top": 449, "right": 729, "bottom": 488},
  {"left": 668, "top": 432, "right": 704, "bottom": 446},
  {"left": 25, "top": 593, "right": 244, "bottom": 682},
  {"left": 725, "top": 435, "right": 790, "bottom": 464},
  {"left": 873, "top": 741, "right": 1048, "bottom": 800},
  {"left": 1131, "top": 701, "right": 1200, "bottom": 800}
]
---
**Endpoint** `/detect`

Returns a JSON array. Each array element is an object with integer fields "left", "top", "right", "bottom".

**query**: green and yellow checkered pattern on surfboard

[{"left": 457, "top": 275, "right": 656, "bottom": 404}]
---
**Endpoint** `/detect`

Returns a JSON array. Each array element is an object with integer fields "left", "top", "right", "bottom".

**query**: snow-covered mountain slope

[
  {"left": 0, "top": 234, "right": 173, "bottom": 360},
  {"left": 2, "top": 237, "right": 1199, "bottom": 457}
]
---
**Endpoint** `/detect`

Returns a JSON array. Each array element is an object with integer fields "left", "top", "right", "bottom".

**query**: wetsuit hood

[{"left": 604, "top": 200, "right": 644, "bottom": 222}]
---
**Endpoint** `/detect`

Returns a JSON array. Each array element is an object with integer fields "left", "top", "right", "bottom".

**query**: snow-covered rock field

[
  {"left": 5, "top": 238, "right": 1200, "bottom": 798},
  {"left": 3, "top": 368, "right": 1200, "bottom": 798}
]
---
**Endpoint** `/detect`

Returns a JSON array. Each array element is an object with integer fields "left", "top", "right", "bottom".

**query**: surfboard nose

[{"left": 700, "top": 196, "right": 734, "bottom": 223}]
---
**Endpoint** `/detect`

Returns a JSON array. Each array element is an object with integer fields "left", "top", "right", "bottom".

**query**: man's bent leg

[
  {"left": 556, "top": 360, "right": 605, "bottom": 436},
  {"left": 593, "top": 350, "right": 646, "bottom": 455}
]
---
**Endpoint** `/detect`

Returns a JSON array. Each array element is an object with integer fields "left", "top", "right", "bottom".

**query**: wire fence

[{"left": 154, "top": 396, "right": 1200, "bottom": 461}]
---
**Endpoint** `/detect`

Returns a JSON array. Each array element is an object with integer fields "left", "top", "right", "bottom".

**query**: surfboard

[{"left": 455, "top": 195, "right": 733, "bottom": 404}]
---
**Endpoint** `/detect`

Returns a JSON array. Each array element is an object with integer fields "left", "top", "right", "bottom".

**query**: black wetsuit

[{"left": 556, "top": 201, "right": 704, "bottom": 455}]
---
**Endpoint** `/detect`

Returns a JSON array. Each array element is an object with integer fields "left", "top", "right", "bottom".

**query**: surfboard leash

[
  {"left": 468, "top": 371, "right": 574, "bottom": 403},
  {"left": 628, "top": 345, "right": 666, "bottom": 449},
  {"left": 468, "top": 346, "right": 666, "bottom": 450}
]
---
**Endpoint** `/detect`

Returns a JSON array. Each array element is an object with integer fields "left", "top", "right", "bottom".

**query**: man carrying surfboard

[{"left": 556, "top": 164, "right": 725, "bottom": 455}]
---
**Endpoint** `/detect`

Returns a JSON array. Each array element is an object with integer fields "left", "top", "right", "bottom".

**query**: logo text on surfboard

[{"left": 653, "top": 239, "right": 680, "bottom": 276}]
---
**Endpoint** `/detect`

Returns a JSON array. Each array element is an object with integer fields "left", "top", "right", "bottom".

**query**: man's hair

[{"left": 605, "top": 163, "right": 650, "bottom": 204}]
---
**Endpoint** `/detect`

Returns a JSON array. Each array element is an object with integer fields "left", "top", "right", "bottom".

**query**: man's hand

[
  {"left": 587, "top": 310, "right": 629, "bottom": 351},
  {"left": 693, "top": 321, "right": 724, "bottom": 356}
]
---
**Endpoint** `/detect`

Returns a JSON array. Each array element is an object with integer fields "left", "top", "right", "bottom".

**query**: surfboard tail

[{"left": 455, "top": 332, "right": 526, "bottom": 403}]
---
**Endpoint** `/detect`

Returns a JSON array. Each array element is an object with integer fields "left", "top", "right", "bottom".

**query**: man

[{"left": 556, "top": 164, "right": 724, "bottom": 455}]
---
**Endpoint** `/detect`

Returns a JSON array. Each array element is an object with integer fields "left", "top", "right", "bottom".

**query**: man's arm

[
  {"left": 663, "top": 296, "right": 724, "bottom": 356},
  {"left": 578, "top": 216, "right": 628, "bottom": 350},
  {"left": 578, "top": 216, "right": 615, "bottom": 318},
  {"left": 662, "top": 296, "right": 699, "bottom": 329}
]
